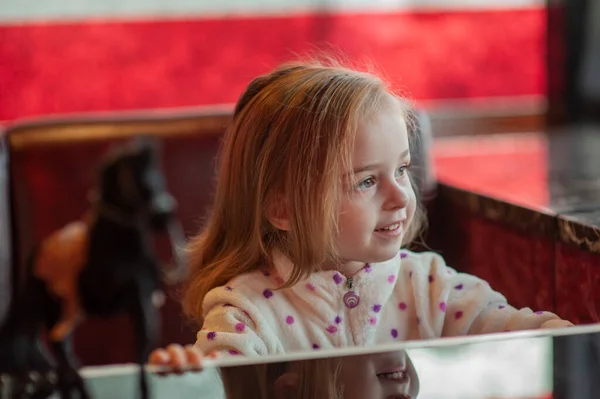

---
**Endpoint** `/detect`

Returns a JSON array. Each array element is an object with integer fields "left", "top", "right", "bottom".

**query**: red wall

[{"left": 0, "top": 8, "right": 545, "bottom": 122}]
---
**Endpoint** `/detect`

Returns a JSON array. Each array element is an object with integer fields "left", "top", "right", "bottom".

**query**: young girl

[{"left": 150, "top": 60, "right": 572, "bottom": 369}]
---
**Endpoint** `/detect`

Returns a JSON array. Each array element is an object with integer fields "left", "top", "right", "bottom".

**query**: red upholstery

[{"left": 6, "top": 107, "right": 231, "bottom": 365}]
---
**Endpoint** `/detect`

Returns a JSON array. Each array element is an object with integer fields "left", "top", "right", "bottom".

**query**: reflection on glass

[{"left": 221, "top": 350, "right": 418, "bottom": 399}]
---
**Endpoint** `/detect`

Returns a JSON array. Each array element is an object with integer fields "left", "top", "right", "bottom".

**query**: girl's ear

[
  {"left": 265, "top": 197, "right": 291, "bottom": 231},
  {"left": 273, "top": 372, "right": 300, "bottom": 399}
]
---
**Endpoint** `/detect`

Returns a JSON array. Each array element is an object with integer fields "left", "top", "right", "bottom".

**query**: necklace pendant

[{"left": 343, "top": 291, "right": 360, "bottom": 308}]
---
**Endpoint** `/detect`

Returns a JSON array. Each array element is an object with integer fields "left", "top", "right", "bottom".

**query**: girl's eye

[
  {"left": 395, "top": 164, "right": 410, "bottom": 178},
  {"left": 357, "top": 177, "right": 376, "bottom": 190}
]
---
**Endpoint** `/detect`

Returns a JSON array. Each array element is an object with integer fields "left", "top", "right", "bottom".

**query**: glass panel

[{"left": 4, "top": 325, "right": 596, "bottom": 398}]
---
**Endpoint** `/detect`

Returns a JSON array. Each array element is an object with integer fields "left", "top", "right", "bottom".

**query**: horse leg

[
  {"left": 51, "top": 335, "right": 89, "bottom": 399},
  {"left": 0, "top": 269, "right": 57, "bottom": 398},
  {"left": 131, "top": 284, "right": 159, "bottom": 399}
]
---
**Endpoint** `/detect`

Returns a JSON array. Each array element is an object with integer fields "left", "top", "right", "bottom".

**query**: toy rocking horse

[{"left": 0, "top": 136, "right": 188, "bottom": 398}]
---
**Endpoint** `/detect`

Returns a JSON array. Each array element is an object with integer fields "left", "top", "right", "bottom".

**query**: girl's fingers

[
  {"left": 166, "top": 344, "right": 187, "bottom": 374},
  {"left": 184, "top": 345, "right": 204, "bottom": 371},
  {"left": 148, "top": 348, "right": 170, "bottom": 365}
]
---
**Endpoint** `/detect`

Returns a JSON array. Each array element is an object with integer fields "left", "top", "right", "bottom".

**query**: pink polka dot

[
  {"left": 398, "top": 302, "right": 407, "bottom": 311},
  {"left": 326, "top": 325, "right": 338, "bottom": 334},
  {"left": 369, "top": 317, "right": 377, "bottom": 325},
  {"left": 235, "top": 323, "right": 245, "bottom": 332},
  {"left": 286, "top": 316, "right": 295, "bottom": 325},
  {"left": 275, "top": 276, "right": 285, "bottom": 286},
  {"left": 306, "top": 283, "right": 316, "bottom": 291},
  {"left": 439, "top": 302, "right": 447, "bottom": 312},
  {"left": 228, "top": 350, "right": 240, "bottom": 356},
  {"left": 455, "top": 311, "right": 463, "bottom": 320},
  {"left": 400, "top": 252, "right": 408, "bottom": 259},
  {"left": 388, "top": 274, "right": 396, "bottom": 284}
]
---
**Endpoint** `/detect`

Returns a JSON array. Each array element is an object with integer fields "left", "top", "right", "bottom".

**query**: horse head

[{"left": 94, "top": 136, "right": 188, "bottom": 283}]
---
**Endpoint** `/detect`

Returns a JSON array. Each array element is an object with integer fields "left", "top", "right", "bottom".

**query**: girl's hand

[{"left": 149, "top": 344, "right": 204, "bottom": 375}]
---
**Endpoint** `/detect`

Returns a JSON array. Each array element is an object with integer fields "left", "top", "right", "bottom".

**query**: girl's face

[
  {"left": 333, "top": 106, "right": 416, "bottom": 275},
  {"left": 341, "top": 350, "right": 419, "bottom": 399}
]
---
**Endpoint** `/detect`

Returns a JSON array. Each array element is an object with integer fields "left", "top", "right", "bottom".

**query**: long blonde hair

[{"left": 183, "top": 60, "right": 426, "bottom": 323}]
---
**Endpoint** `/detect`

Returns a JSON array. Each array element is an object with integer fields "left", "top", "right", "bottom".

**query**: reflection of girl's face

[{"left": 341, "top": 351, "right": 419, "bottom": 399}]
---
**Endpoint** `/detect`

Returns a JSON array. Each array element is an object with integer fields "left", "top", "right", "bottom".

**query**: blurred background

[
  {"left": 0, "top": 0, "right": 551, "bottom": 124},
  {"left": 2, "top": 2, "right": 600, "bottom": 397}
]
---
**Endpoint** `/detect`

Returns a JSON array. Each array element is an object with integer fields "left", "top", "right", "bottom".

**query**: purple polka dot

[
  {"left": 335, "top": 316, "right": 342, "bottom": 324},
  {"left": 439, "top": 302, "right": 447, "bottom": 312},
  {"left": 286, "top": 315, "right": 295, "bottom": 325},
  {"left": 498, "top": 305, "right": 505, "bottom": 310},
  {"left": 388, "top": 274, "right": 395, "bottom": 284},
  {"left": 333, "top": 273, "right": 343, "bottom": 284},
  {"left": 228, "top": 350, "right": 240, "bottom": 356},
  {"left": 398, "top": 302, "right": 407, "bottom": 311},
  {"left": 391, "top": 329, "right": 398, "bottom": 338},
  {"left": 455, "top": 311, "right": 464, "bottom": 320},
  {"left": 306, "top": 283, "right": 316, "bottom": 291},
  {"left": 207, "top": 332, "right": 216, "bottom": 340},
  {"left": 409, "top": 271, "right": 413, "bottom": 278},
  {"left": 263, "top": 289, "right": 273, "bottom": 299},
  {"left": 364, "top": 264, "right": 372, "bottom": 273},
  {"left": 455, "top": 284, "right": 464, "bottom": 290},
  {"left": 262, "top": 270, "right": 271, "bottom": 276},
  {"left": 235, "top": 322, "right": 245, "bottom": 332},
  {"left": 369, "top": 317, "right": 377, "bottom": 325},
  {"left": 535, "top": 311, "right": 544, "bottom": 315},
  {"left": 401, "top": 252, "right": 408, "bottom": 259},
  {"left": 312, "top": 344, "right": 320, "bottom": 349},
  {"left": 327, "top": 325, "right": 338, "bottom": 334},
  {"left": 372, "top": 304, "right": 382, "bottom": 313},
  {"left": 428, "top": 275, "right": 434, "bottom": 283},
  {"left": 416, "top": 317, "right": 420, "bottom": 325},
  {"left": 225, "top": 286, "right": 232, "bottom": 291}
]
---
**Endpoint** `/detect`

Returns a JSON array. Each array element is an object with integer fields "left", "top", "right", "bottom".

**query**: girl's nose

[{"left": 383, "top": 179, "right": 410, "bottom": 211}]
